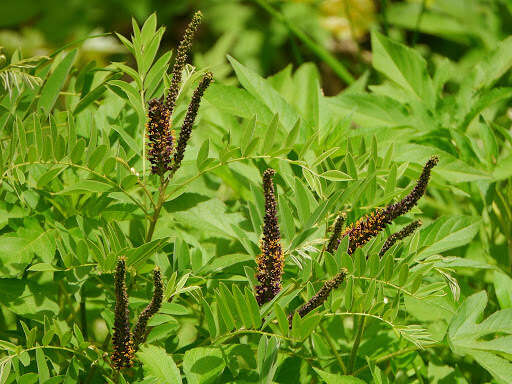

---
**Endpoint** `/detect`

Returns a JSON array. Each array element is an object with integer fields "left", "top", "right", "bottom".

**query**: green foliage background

[{"left": 1, "top": 0, "right": 512, "bottom": 383}]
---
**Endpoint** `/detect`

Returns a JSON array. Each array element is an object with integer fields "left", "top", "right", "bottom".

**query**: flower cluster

[
  {"left": 146, "top": 99, "right": 173, "bottom": 175},
  {"left": 165, "top": 11, "right": 202, "bottom": 117},
  {"left": 146, "top": 11, "right": 212, "bottom": 177},
  {"left": 288, "top": 269, "right": 348, "bottom": 326},
  {"left": 379, "top": 220, "right": 422, "bottom": 257},
  {"left": 288, "top": 156, "right": 438, "bottom": 322},
  {"left": 338, "top": 156, "right": 438, "bottom": 255},
  {"left": 111, "top": 257, "right": 133, "bottom": 370},
  {"left": 171, "top": 72, "right": 213, "bottom": 173},
  {"left": 325, "top": 213, "right": 345, "bottom": 254},
  {"left": 111, "top": 258, "right": 163, "bottom": 370},
  {"left": 255, "top": 169, "right": 285, "bottom": 306}
]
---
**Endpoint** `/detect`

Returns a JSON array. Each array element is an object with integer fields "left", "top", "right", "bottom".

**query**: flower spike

[
  {"left": 326, "top": 213, "right": 345, "bottom": 254},
  {"left": 379, "top": 220, "right": 422, "bottom": 257},
  {"left": 288, "top": 269, "right": 348, "bottom": 326},
  {"left": 165, "top": 11, "right": 202, "bottom": 119},
  {"left": 111, "top": 257, "right": 134, "bottom": 370},
  {"left": 132, "top": 267, "right": 164, "bottom": 351},
  {"left": 171, "top": 72, "right": 213, "bottom": 173},
  {"left": 146, "top": 98, "right": 174, "bottom": 175},
  {"left": 337, "top": 156, "right": 438, "bottom": 255},
  {"left": 255, "top": 169, "right": 285, "bottom": 306}
]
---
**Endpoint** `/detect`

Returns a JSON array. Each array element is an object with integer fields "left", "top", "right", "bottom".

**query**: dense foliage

[{"left": 1, "top": 1, "right": 512, "bottom": 383}]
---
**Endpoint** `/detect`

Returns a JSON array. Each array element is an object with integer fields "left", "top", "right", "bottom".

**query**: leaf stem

[
  {"left": 349, "top": 316, "right": 365, "bottom": 373},
  {"left": 251, "top": 0, "right": 354, "bottom": 84},
  {"left": 352, "top": 343, "right": 442, "bottom": 376},
  {"left": 319, "top": 322, "right": 347, "bottom": 374}
]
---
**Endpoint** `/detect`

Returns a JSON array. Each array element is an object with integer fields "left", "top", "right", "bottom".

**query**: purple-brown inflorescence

[
  {"left": 337, "top": 156, "right": 438, "bottom": 255},
  {"left": 379, "top": 220, "right": 422, "bottom": 257},
  {"left": 288, "top": 269, "right": 348, "bottom": 327},
  {"left": 325, "top": 214, "right": 345, "bottom": 254},
  {"left": 165, "top": 11, "right": 202, "bottom": 119},
  {"left": 146, "top": 98, "right": 174, "bottom": 175},
  {"left": 132, "top": 267, "right": 164, "bottom": 351},
  {"left": 288, "top": 157, "right": 438, "bottom": 323},
  {"left": 171, "top": 72, "right": 213, "bottom": 173},
  {"left": 111, "top": 257, "right": 134, "bottom": 370},
  {"left": 255, "top": 169, "right": 285, "bottom": 306}
]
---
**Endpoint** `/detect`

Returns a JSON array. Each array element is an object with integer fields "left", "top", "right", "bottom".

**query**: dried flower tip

[
  {"left": 171, "top": 72, "right": 213, "bottom": 173},
  {"left": 255, "top": 168, "right": 284, "bottom": 306},
  {"left": 111, "top": 257, "right": 134, "bottom": 370},
  {"left": 379, "top": 220, "right": 422, "bottom": 257},
  {"left": 165, "top": 11, "right": 203, "bottom": 119},
  {"left": 288, "top": 268, "right": 348, "bottom": 327},
  {"left": 147, "top": 98, "right": 174, "bottom": 175},
  {"left": 326, "top": 214, "right": 345, "bottom": 254},
  {"left": 383, "top": 156, "right": 439, "bottom": 222},
  {"left": 132, "top": 267, "right": 164, "bottom": 351}
]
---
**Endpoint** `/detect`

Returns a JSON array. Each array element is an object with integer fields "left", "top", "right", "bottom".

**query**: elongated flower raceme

[
  {"left": 288, "top": 269, "right": 348, "bottom": 326},
  {"left": 289, "top": 157, "right": 438, "bottom": 322},
  {"left": 255, "top": 169, "right": 285, "bottom": 306},
  {"left": 338, "top": 156, "right": 438, "bottom": 255},
  {"left": 171, "top": 72, "right": 213, "bottom": 173},
  {"left": 379, "top": 220, "right": 422, "bottom": 257},
  {"left": 165, "top": 11, "right": 202, "bottom": 119},
  {"left": 111, "top": 257, "right": 134, "bottom": 370},
  {"left": 132, "top": 267, "right": 163, "bottom": 351},
  {"left": 146, "top": 98, "right": 174, "bottom": 175},
  {"left": 325, "top": 214, "right": 345, "bottom": 254}
]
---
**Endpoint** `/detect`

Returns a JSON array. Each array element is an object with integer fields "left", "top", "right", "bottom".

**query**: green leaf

[
  {"left": 183, "top": 347, "right": 226, "bottom": 384},
  {"left": 448, "top": 291, "right": 512, "bottom": 384},
  {"left": 313, "top": 368, "right": 367, "bottom": 384},
  {"left": 36, "top": 348, "right": 50, "bottom": 383},
  {"left": 493, "top": 271, "right": 512, "bottom": 309},
  {"left": 87, "top": 144, "right": 108, "bottom": 170},
  {"left": 228, "top": 56, "right": 303, "bottom": 132},
  {"left": 28, "top": 263, "right": 62, "bottom": 272},
  {"left": 372, "top": 31, "right": 435, "bottom": 108},
  {"left": 417, "top": 216, "right": 480, "bottom": 259},
  {"left": 197, "top": 139, "right": 210, "bottom": 170},
  {"left": 320, "top": 170, "right": 352, "bottom": 181},
  {"left": 138, "top": 345, "right": 182, "bottom": 384},
  {"left": 38, "top": 49, "right": 77, "bottom": 114},
  {"left": 56, "top": 180, "right": 113, "bottom": 195}
]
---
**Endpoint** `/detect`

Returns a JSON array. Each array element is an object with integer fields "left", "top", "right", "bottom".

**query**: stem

[
  {"left": 380, "top": 0, "right": 389, "bottom": 36},
  {"left": 252, "top": 0, "right": 354, "bottom": 84},
  {"left": 349, "top": 317, "right": 365, "bottom": 373},
  {"left": 80, "top": 297, "right": 88, "bottom": 341},
  {"left": 319, "top": 323, "right": 347, "bottom": 374},
  {"left": 352, "top": 343, "right": 442, "bottom": 376},
  {"left": 412, "top": 0, "right": 427, "bottom": 46},
  {"left": 146, "top": 177, "right": 169, "bottom": 242}
]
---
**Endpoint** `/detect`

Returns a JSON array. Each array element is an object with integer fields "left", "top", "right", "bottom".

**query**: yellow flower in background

[{"left": 320, "top": 0, "right": 376, "bottom": 41}]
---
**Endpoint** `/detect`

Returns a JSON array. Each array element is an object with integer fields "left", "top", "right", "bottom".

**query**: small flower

[
  {"left": 165, "top": 11, "right": 202, "bottom": 119},
  {"left": 171, "top": 72, "right": 213, "bottom": 173},
  {"left": 325, "top": 214, "right": 345, "bottom": 254},
  {"left": 289, "top": 268, "right": 348, "bottom": 326},
  {"left": 379, "top": 220, "right": 422, "bottom": 257},
  {"left": 111, "top": 257, "right": 134, "bottom": 370},
  {"left": 255, "top": 169, "right": 285, "bottom": 306},
  {"left": 132, "top": 267, "right": 164, "bottom": 351},
  {"left": 146, "top": 98, "right": 174, "bottom": 175}
]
